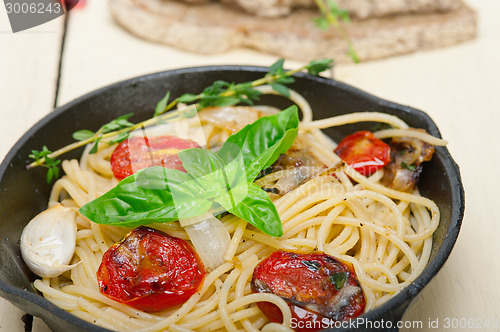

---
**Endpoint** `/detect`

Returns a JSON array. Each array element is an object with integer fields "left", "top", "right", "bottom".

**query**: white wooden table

[{"left": 1, "top": 0, "right": 499, "bottom": 331}]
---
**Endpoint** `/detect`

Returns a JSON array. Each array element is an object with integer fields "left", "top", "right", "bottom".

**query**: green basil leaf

[
  {"left": 82, "top": 109, "right": 297, "bottom": 236},
  {"left": 221, "top": 183, "right": 283, "bottom": 237},
  {"left": 215, "top": 184, "right": 249, "bottom": 216},
  {"left": 178, "top": 148, "right": 224, "bottom": 179},
  {"left": 220, "top": 143, "right": 248, "bottom": 190},
  {"left": 179, "top": 146, "right": 248, "bottom": 209},
  {"left": 79, "top": 166, "right": 211, "bottom": 227},
  {"left": 210, "top": 146, "right": 249, "bottom": 211},
  {"left": 178, "top": 148, "right": 230, "bottom": 200},
  {"left": 217, "top": 106, "right": 299, "bottom": 181}
]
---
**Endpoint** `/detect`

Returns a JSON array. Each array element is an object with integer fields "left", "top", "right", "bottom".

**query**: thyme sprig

[
  {"left": 153, "top": 58, "right": 333, "bottom": 117},
  {"left": 29, "top": 146, "right": 61, "bottom": 183},
  {"left": 72, "top": 113, "right": 136, "bottom": 154},
  {"left": 314, "top": 0, "right": 359, "bottom": 63},
  {"left": 27, "top": 58, "right": 333, "bottom": 181}
]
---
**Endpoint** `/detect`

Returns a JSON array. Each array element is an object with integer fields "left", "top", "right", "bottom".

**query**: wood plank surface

[
  {"left": 337, "top": 1, "right": 500, "bottom": 329},
  {"left": 56, "top": 0, "right": 304, "bottom": 106},
  {"left": 0, "top": 7, "right": 64, "bottom": 332},
  {"left": 2, "top": 0, "right": 499, "bottom": 331}
]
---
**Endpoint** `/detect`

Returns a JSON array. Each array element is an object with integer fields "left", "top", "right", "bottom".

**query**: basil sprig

[{"left": 79, "top": 106, "right": 299, "bottom": 237}]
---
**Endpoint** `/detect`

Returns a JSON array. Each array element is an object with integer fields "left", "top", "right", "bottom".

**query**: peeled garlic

[{"left": 20, "top": 204, "right": 78, "bottom": 278}]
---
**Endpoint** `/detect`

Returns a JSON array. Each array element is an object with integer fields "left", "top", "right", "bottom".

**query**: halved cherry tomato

[
  {"left": 334, "top": 131, "right": 391, "bottom": 176},
  {"left": 97, "top": 226, "right": 206, "bottom": 312},
  {"left": 110, "top": 135, "right": 201, "bottom": 180},
  {"left": 251, "top": 250, "right": 365, "bottom": 332}
]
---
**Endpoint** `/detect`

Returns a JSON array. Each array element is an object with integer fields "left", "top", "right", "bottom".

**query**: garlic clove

[{"left": 20, "top": 203, "right": 78, "bottom": 278}]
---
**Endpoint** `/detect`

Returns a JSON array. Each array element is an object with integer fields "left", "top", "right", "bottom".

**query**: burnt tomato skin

[
  {"left": 334, "top": 131, "right": 391, "bottom": 176},
  {"left": 251, "top": 250, "right": 365, "bottom": 331},
  {"left": 97, "top": 226, "right": 206, "bottom": 312},
  {"left": 110, "top": 135, "right": 201, "bottom": 180}
]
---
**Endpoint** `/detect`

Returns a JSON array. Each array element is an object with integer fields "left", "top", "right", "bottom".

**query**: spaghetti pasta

[{"left": 30, "top": 87, "right": 442, "bottom": 331}]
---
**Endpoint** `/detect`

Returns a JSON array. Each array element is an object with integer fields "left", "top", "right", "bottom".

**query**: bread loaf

[
  {"left": 173, "top": 0, "right": 461, "bottom": 19},
  {"left": 110, "top": 0, "right": 477, "bottom": 63}
]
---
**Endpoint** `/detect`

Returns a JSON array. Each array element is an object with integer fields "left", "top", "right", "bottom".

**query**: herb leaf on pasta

[{"left": 80, "top": 107, "right": 299, "bottom": 237}]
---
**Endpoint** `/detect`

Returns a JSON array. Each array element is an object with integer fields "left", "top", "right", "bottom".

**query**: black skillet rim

[{"left": 0, "top": 65, "right": 465, "bottom": 331}]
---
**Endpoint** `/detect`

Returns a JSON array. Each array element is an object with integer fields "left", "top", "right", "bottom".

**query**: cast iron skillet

[{"left": 0, "top": 66, "right": 465, "bottom": 331}]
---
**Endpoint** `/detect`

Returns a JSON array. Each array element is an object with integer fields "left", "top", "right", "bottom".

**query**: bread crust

[
  {"left": 110, "top": 0, "right": 477, "bottom": 62},
  {"left": 172, "top": 0, "right": 461, "bottom": 19}
]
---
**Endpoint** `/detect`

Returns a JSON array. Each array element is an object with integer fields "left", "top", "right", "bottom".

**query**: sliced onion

[{"left": 182, "top": 213, "right": 231, "bottom": 270}]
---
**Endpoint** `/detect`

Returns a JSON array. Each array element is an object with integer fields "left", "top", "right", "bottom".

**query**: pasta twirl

[{"left": 33, "top": 90, "right": 442, "bottom": 331}]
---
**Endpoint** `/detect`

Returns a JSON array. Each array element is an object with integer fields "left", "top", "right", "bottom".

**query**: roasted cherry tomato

[
  {"left": 110, "top": 135, "right": 201, "bottom": 180},
  {"left": 251, "top": 250, "right": 365, "bottom": 332},
  {"left": 97, "top": 226, "right": 206, "bottom": 312},
  {"left": 334, "top": 131, "right": 391, "bottom": 176}
]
